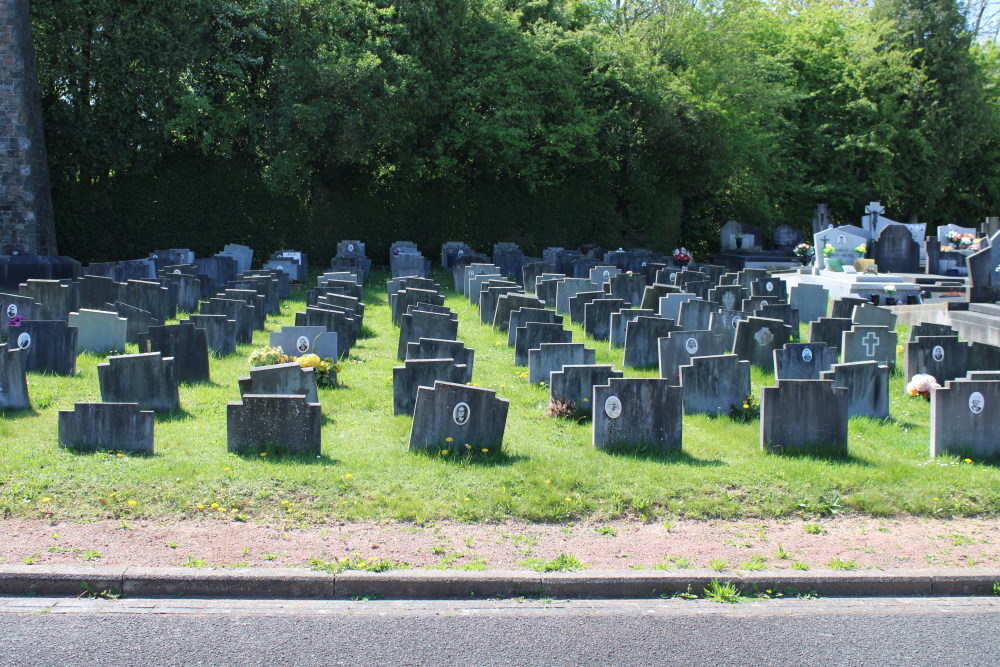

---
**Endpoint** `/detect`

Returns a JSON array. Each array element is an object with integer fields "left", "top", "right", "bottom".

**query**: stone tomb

[
  {"left": 609, "top": 309, "right": 656, "bottom": 349},
  {"left": 733, "top": 317, "right": 792, "bottom": 370},
  {"left": 678, "top": 354, "right": 750, "bottom": 417},
  {"left": 592, "top": 378, "right": 682, "bottom": 453},
  {"left": 239, "top": 362, "right": 319, "bottom": 403},
  {"left": 270, "top": 325, "right": 338, "bottom": 361},
  {"left": 141, "top": 322, "right": 211, "bottom": 384},
  {"left": 789, "top": 283, "right": 829, "bottom": 326},
  {"left": 872, "top": 225, "right": 920, "bottom": 274},
  {"left": 905, "top": 335, "right": 969, "bottom": 384},
  {"left": 405, "top": 338, "right": 475, "bottom": 384},
  {"left": 409, "top": 381, "right": 509, "bottom": 452},
  {"left": 58, "top": 403, "right": 154, "bottom": 453},
  {"left": 930, "top": 379, "right": 1000, "bottom": 458},
  {"left": 507, "top": 308, "right": 562, "bottom": 347},
  {"left": 814, "top": 226, "right": 868, "bottom": 271},
  {"left": 11, "top": 320, "right": 77, "bottom": 375},
  {"left": 393, "top": 358, "right": 469, "bottom": 416},
  {"left": 514, "top": 322, "right": 572, "bottom": 366},
  {"left": 820, "top": 360, "right": 890, "bottom": 419},
  {"left": 773, "top": 342, "right": 838, "bottom": 380},
  {"left": 228, "top": 395, "right": 322, "bottom": 456},
  {"left": 397, "top": 309, "right": 459, "bottom": 360},
  {"left": 761, "top": 380, "right": 849, "bottom": 455},
  {"left": 186, "top": 314, "right": 237, "bottom": 357},
  {"left": 528, "top": 342, "right": 596, "bottom": 385},
  {"left": 842, "top": 325, "right": 897, "bottom": 369},
  {"left": 584, "top": 299, "right": 627, "bottom": 341},
  {"left": 549, "top": 364, "right": 623, "bottom": 413},
  {"left": 0, "top": 345, "right": 30, "bottom": 411},
  {"left": 623, "top": 316, "right": 680, "bottom": 369},
  {"left": 658, "top": 330, "right": 725, "bottom": 383},
  {"left": 98, "top": 352, "right": 179, "bottom": 412},
  {"left": 67, "top": 308, "right": 127, "bottom": 355},
  {"left": 0, "top": 293, "right": 40, "bottom": 333}
]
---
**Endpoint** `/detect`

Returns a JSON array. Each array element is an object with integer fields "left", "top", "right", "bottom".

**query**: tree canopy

[{"left": 31, "top": 0, "right": 1000, "bottom": 262}]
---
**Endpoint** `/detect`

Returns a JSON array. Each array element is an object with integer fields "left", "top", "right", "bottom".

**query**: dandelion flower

[
  {"left": 465, "top": 444, "right": 472, "bottom": 450},
  {"left": 441, "top": 450, "right": 449, "bottom": 456},
  {"left": 965, "top": 458, "right": 973, "bottom": 463},
  {"left": 40, "top": 497, "right": 50, "bottom": 503},
  {"left": 197, "top": 504, "right": 205, "bottom": 509},
  {"left": 127, "top": 500, "right": 137, "bottom": 507},
  {"left": 344, "top": 473, "right": 354, "bottom": 480},
  {"left": 445, "top": 437, "right": 454, "bottom": 442},
  {"left": 259, "top": 452, "right": 267, "bottom": 457},
  {"left": 481, "top": 448, "right": 489, "bottom": 453},
  {"left": 211, "top": 503, "right": 220, "bottom": 509},
  {"left": 280, "top": 500, "right": 289, "bottom": 505},
  {"left": 545, "top": 480, "right": 551, "bottom": 485}
]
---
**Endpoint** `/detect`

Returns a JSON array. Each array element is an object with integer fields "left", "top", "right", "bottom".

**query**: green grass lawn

[{"left": 1, "top": 268, "right": 997, "bottom": 524}]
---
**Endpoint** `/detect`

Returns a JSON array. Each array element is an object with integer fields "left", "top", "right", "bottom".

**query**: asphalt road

[{"left": 1, "top": 596, "right": 998, "bottom": 666}]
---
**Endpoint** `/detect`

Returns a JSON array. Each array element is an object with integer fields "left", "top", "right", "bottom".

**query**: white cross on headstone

[
  {"left": 865, "top": 201, "right": 885, "bottom": 216},
  {"left": 862, "top": 331, "right": 880, "bottom": 357}
]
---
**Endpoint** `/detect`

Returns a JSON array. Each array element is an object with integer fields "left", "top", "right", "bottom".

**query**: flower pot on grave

[
  {"left": 870, "top": 294, "right": 880, "bottom": 305},
  {"left": 854, "top": 258, "right": 875, "bottom": 273},
  {"left": 825, "top": 258, "right": 843, "bottom": 272},
  {"left": 907, "top": 295, "right": 918, "bottom": 305},
  {"left": 735, "top": 237, "right": 743, "bottom": 250},
  {"left": 884, "top": 296, "right": 897, "bottom": 306},
  {"left": 797, "top": 255, "right": 811, "bottom": 266},
  {"left": 677, "top": 259, "right": 690, "bottom": 269}
]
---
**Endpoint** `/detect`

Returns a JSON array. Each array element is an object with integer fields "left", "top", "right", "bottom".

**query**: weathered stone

[
  {"left": 592, "top": 378, "right": 682, "bottom": 453},
  {"left": 479, "top": 284, "right": 519, "bottom": 325},
  {"left": 809, "top": 317, "right": 854, "bottom": 354},
  {"left": 98, "top": 352, "right": 179, "bottom": 412},
  {"left": 58, "top": 403, "right": 154, "bottom": 453},
  {"left": 393, "top": 358, "right": 469, "bottom": 416},
  {"left": 0, "top": 344, "right": 30, "bottom": 410},
  {"left": 507, "top": 308, "right": 562, "bottom": 346},
  {"left": 555, "top": 278, "right": 593, "bottom": 316},
  {"left": 409, "top": 382, "right": 509, "bottom": 452},
  {"left": 750, "top": 277, "right": 788, "bottom": 301},
  {"left": 842, "top": 325, "right": 897, "bottom": 369},
  {"left": 640, "top": 283, "right": 682, "bottom": 310},
  {"left": 733, "top": 317, "right": 792, "bottom": 370},
  {"left": 852, "top": 303, "right": 897, "bottom": 329},
  {"left": 528, "top": 342, "right": 596, "bottom": 385},
  {"left": 678, "top": 354, "right": 750, "bottom": 416},
  {"left": 624, "top": 316, "right": 680, "bottom": 369},
  {"left": 78, "top": 275, "right": 120, "bottom": 310},
  {"left": 185, "top": 314, "right": 237, "bottom": 357},
  {"left": 405, "top": 338, "right": 474, "bottom": 383},
  {"left": 104, "top": 301, "right": 159, "bottom": 344},
  {"left": 221, "top": 289, "right": 266, "bottom": 330},
  {"left": 270, "top": 326, "right": 338, "bottom": 361},
  {"left": 609, "top": 309, "right": 656, "bottom": 349},
  {"left": 568, "top": 291, "right": 606, "bottom": 326},
  {"left": 831, "top": 296, "right": 868, "bottom": 320},
  {"left": 493, "top": 293, "right": 545, "bottom": 332},
  {"left": 790, "top": 284, "right": 829, "bottom": 325},
  {"left": 657, "top": 293, "right": 697, "bottom": 322},
  {"left": 514, "top": 322, "right": 572, "bottom": 366},
  {"left": 584, "top": 299, "right": 627, "bottom": 341},
  {"left": 550, "top": 364, "right": 623, "bottom": 413},
  {"left": 872, "top": 224, "right": 920, "bottom": 274},
  {"left": 397, "top": 310, "right": 459, "bottom": 360},
  {"left": 905, "top": 335, "right": 969, "bottom": 384},
  {"left": 678, "top": 299, "right": 720, "bottom": 331},
  {"left": 755, "top": 303, "right": 800, "bottom": 332},
  {"left": 930, "top": 379, "right": 1000, "bottom": 458},
  {"left": 820, "top": 361, "right": 890, "bottom": 419},
  {"left": 708, "top": 309, "right": 747, "bottom": 351},
  {"left": 238, "top": 362, "right": 319, "bottom": 403},
  {"left": 761, "top": 380, "right": 849, "bottom": 455},
  {"left": 200, "top": 298, "right": 254, "bottom": 344},
  {"left": 118, "top": 279, "right": 173, "bottom": 324},
  {"left": 227, "top": 395, "right": 322, "bottom": 456},
  {"left": 11, "top": 319, "right": 76, "bottom": 375},
  {"left": 658, "top": 330, "right": 725, "bottom": 383},
  {"left": 141, "top": 322, "right": 211, "bottom": 384},
  {"left": 773, "top": 342, "right": 838, "bottom": 380},
  {"left": 67, "top": 309, "right": 127, "bottom": 355},
  {"left": 606, "top": 273, "right": 647, "bottom": 306},
  {"left": 391, "top": 288, "right": 444, "bottom": 326}
]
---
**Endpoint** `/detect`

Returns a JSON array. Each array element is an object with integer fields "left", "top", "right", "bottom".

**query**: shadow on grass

[
  {"left": 154, "top": 409, "right": 195, "bottom": 423},
  {"left": 764, "top": 446, "right": 872, "bottom": 466},
  {"left": 62, "top": 446, "right": 158, "bottom": 458},
  {"left": 601, "top": 447, "right": 725, "bottom": 467},
  {"left": 232, "top": 449, "right": 342, "bottom": 465},
  {"left": 411, "top": 447, "right": 527, "bottom": 467}
]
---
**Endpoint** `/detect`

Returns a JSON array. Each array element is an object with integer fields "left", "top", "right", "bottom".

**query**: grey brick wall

[{"left": 0, "top": 0, "right": 57, "bottom": 255}]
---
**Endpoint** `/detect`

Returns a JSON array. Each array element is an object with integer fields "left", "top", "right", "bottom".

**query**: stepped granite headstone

[
  {"left": 0, "top": 345, "right": 30, "bottom": 411},
  {"left": 623, "top": 316, "right": 679, "bottom": 368},
  {"left": 528, "top": 342, "right": 595, "bottom": 385},
  {"left": 905, "top": 335, "right": 969, "bottom": 384},
  {"left": 68, "top": 309, "right": 127, "bottom": 355},
  {"left": 58, "top": 403, "right": 154, "bottom": 453},
  {"left": 733, "top": 317, "right": 792, "bottom": 370},
  {"left": 270, "top": 326, "right": 338, "bottom": 361},
  {"left": 549, "top": 364, "right": 623, "bottom": 413},
  {"left": 708, "top": 309, "right": 747, "bottom": 351},
  {"left": 393, "top": 358, "right": 470, "bottom": 416},
  {"left": 842, "top": 325, "right": 897, "bottom": 369},
  {"left": 820, "top": 360, "right": 889, "bottom": 419},
  {"left": 141, "top": 322, "right": 211, "bottom": 384},
  {"left": 405, "top": 338, "right": 474, "bottom": 383},
  {"left": 409, "top": 382, "right": 509, "bottom": 452},
  {"left": 761, "top": 380, "right": 849, "bottom": 455},
  {"left": 186, "top": 314, "right": 237, "bottom": 356},
  {"left": 678, "top": 354, "right": 751, "bottom": 416},
  {"left": 658, "top": 330, "right": 725, "bottom": 383},
  {"left": 397, "top": 309, "right": 459, "bottom": 360},
  {"left": 809, "top": 317, "right": 854, "bottom": 355},
  {"left": 12, "top": 319, "right": 77, "bottom": 375},
  {"left": 610, "top": 309, "right": 656, "bottom": 349},
  {"left": 584, "top": 299, "right": 627, "bottom": 341},
  {"left": 773, "top": 342, "right": 838, "bottom": 380},
  {"left": 97, "top": 352, "right": 179, "bottom": 412},
  {"left": 789, "top": 284, "right": 829, "bottom": 325},
  {"left": 239, "top": 362, "right": 319, "bottom": 403},
  {"left": 508, "top": 308, "right": 562, "bottom": 347},
  {"left": 228, "top": 395, "right": 322, "bottom": 456},
  {"left": 514, "top": 322, "right": 572, "bottom": 366},
  {"left": 930, "top": 379, "right": 1000, "bottom": 458},
  {"left": 592, "top": 378, "right": 682, "bottom": 453}
]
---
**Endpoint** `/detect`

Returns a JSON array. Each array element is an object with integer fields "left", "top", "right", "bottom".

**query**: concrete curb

[{"left": 1, "top": 566, "right": 999, "bottom": 600}]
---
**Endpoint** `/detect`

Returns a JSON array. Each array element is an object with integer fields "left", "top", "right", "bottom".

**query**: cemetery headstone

[
  {"left": 678, "top": 354, "right": 750, "bottom": 416},
  {"left": 58, "top": 403, "right": 154, "bottom": 453},
  {"left": 141, "top": 322, "right": 211, "bottom": 384},
  {"left": 773, "top": 342, "right": 838, "bottom": 380},
  {"left": 842, "top": 325, "right": 897, "bottom": 369},
  {"left": 0, "top": 345, "right": 30, "bottom": 411},
  {"left": 271, "top": 326, "right": 338, "bottom": 361},
  {"left": 12, "top": 319, "right": 77, "bottom": 375},
  {"left": 872, "top": 225, "right": 920, "bottom": 274},
  {"left": 528, "top": 342, "right": 596, "bottom": 385},
  {"left": 393, "top": 358, "right": 469, "bottom": 416},
  {"left": 514, "top": 322, "right": 572, "bottom": 366},
  {"left": 550, "top": 365, "right": 623, "bottom": 413},
  {"left": 405, "top": 338, "right": 475, "bottom": 383},
  {"left": 98, "top": 352, "right": 179, "bottom": 412},
  {"left": 508, "top": 307, "right": 562, "bottom": 347},
  {"left": 584, "top": 299, "right": 627, "bottom": 341},
  {"left": 761, "top": 380, "right": 849, "bottom": 455},
  {"left": 930, "top": 379, "right": 1000, "bottom": 458},
  {"left": 708, "top": 309, "right": 747, "bottom": 351},
  {"left": 733, "top": 317, "right": 792, "bottom": 369},
  {"left": 658, "top": 330, "right": 725, "bottom": 383},
  {"left": 820, "top": 360, "right": 889, "bottom": 419},
  {"left": 397, "top": 310, "right": 458, "bottom": 360},
  {"left": 227, "top": 395, "right": 322, "bottom": 456},
  {"left": 905, "top": 335, "right": 969, "bottom": 384},
  {"left": 623, "top": 316, "right": 679, "bottom": 369},
  {"left": 239, "top": 362, "right": 319, "bottom": 403},
  {"left": 609, "top": 309, "right": 656, "bottom": 349},
  {"left": 592, "top": 378, "right": 682, "bottom": 453},
  {"left": 185, "top": 314, "right": 237, "bottom": 357},
  {"left": 789, "top": 283, "right": 829, "bottom": 325},
  {"left": 409, "top": 381, "right": 509, "bottom": 452}
]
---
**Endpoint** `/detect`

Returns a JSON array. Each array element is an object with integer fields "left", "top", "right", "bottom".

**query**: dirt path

[{"left": 4, "top": 517, "right": 1000, "bottom": 571}]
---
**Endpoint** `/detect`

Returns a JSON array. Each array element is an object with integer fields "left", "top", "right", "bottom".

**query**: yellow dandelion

[
  {"left": 223, "top": 467, "right": 230, "bottom": 471},
  {"left": 481, "top": 448, "right": 489, "bottom": 453},
  {"left": 965, "top": 458, "right": 973, "bottom": 463},
  {"left": 565, "top": 497, "right": 572, "bottom": 502},
  {"left": 116, "top": 453, "right": 124, "bottom": 458},
  {"left": 217, "top": 506, "right": 226, "bottom": 512},
  {"left": 358, "top": 561, "right": 368, "bottom": 568},
  {"left": 127, "top": 500, "right": 137, "bottom": 507},
  {"left": 40, "top": 497, "right": 51, "bottom": 503},
  {"left": 445, "top": 437, "right": 454, "bottom": 442},
  {"left": 280, "top": 500, "right": 289, "bottom": 505},
  {"left": 197, "top": 504, "right": 205, "bottom": 509},
  {"left": 933, "top": 497, "right": 940, "bottom": 501},
  {"left": 369, "top": 556, "right": 377, "bottom": 561},
  {"left": 464, "top": 497, "right": 470, "bottom": 502},
  {"left": 441, "top": 450, "right": 449, "bottom": 456},
  {"left": 211, "top": 503, "right": 220, "bottom": 509},
  {"left": 582, "top": 398, "right": 589, "bottom": 402},
  {"left": 344, "top": 473, "right": 354, "bottom": 480},
  {"left": 231, "top": 509, "right": 237, "bottom": 513},
  {"left": 259, "top": 452, "right": 267, "bottom": 457},
  {"left": 742, "top": 403, "right": 750, "bottom": 409},
  {"left": 545, "top": 480, "right": 551, "bottom": 485},
  {"left": 465, "top": 444, "right": 472, "bottom": 450}
]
